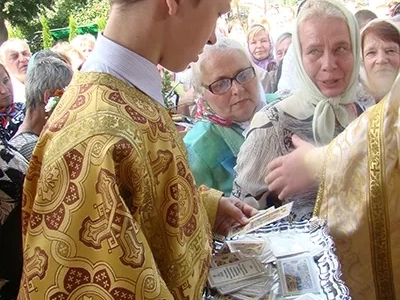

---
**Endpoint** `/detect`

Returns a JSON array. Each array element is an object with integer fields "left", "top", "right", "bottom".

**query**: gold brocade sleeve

[
  {"left": 304, "top": 146, "right": 328, "bottom": 183},
  {"left": 198, "top": 186, "right": 223, "bottom": 229},
  {"left": 19, "top": 136, "right": 177, "bottom": 300},
  {"left": 311, "top": 98, "right": 400, "bottom": 299}
]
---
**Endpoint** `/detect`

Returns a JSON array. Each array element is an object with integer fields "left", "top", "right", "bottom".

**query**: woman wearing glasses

[
  {"left": 183, "top": 38, "right": 265, "bottom": 196},
  {"left": 233, "top": 0, "right": 366, "bottom": 220}
]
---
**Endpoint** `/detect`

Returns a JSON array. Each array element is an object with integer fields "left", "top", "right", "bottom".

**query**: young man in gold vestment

[
  {"left": 265, "top": 75, "right": 400, "bottom": 299},
  {"left": 18, "top": 1, "right": 258, "bottom": 299}
]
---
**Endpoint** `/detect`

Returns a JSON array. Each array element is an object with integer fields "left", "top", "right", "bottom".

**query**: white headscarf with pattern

[{"left": 279, "top": 0, "right": 361, "bottom": 146}]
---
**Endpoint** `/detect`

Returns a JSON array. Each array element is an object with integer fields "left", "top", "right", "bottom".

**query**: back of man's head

[
  {"left": 355, "top": 9, "right": 378, "bottom": 30},
  {"left": 25, "top": 57, "right": 73, "bottom": 110}
]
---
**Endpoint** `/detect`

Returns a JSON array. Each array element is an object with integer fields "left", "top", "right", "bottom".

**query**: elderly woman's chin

[
  {"left": 230, "top": 99, "right": 259, "bottom": 122},
  {"left": 214, "top": 98, "right": 259, "bottom": 123},
  {"left": 0, "top": 95, "right": 12, "bottom": 108},
  {"left": 365, "top": 71, "right": 399, "bottom": 101},
  {"left": 253, "top": 52, "right": 268, "bottom": 61}
]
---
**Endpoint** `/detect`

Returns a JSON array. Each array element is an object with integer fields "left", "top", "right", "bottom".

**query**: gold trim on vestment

[
  {"left": 367, "top": 99, "right": 395, "bottom": 300},
  {"left": 313, "top": 142, "right": 333, "bottom": 217}
]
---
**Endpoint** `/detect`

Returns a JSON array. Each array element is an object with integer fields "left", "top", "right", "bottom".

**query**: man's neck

[
  {"left": 104, "top": 6, "right": 163, "bottom": 66},
  {"left": 16, "top": 109, "right": 45, "bottom": 136}
]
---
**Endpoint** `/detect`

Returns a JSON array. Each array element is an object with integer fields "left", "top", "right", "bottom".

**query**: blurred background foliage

[{"left": 1, "top": 0, "right": 109, "bottom": 50}]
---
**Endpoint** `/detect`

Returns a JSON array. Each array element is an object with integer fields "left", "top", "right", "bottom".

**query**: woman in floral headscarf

[
  {"left": 0, "top": 64, "right": 24, "bottom": 140},
  {"left": 183, "top": 38, "right": 265, "bottom": 196}
]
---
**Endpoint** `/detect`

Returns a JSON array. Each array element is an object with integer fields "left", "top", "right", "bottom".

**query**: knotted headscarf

[{"left": 281, "top": 0, "right": 361, "bottom": 146}]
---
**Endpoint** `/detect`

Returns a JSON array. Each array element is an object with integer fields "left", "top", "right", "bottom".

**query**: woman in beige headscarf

[{"left": 233, "top": 0, "right": 367, "bottom": 220}]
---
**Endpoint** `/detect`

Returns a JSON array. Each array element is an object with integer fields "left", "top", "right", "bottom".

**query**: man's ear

[
  {"left": 165, "top": 0, "right": 179, "bottom": 16},
  {"left": 43, "top": 90, "right": 51, "bottom": 105}
]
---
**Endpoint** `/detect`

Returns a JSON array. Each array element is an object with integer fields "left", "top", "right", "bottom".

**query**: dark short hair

[{"left": 361, "top": 20, "right": 400, "bottom": 55}]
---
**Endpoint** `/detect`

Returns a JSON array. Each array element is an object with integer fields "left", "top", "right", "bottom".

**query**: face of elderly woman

[
  {"left": 202, "top": 51, "right": 260, "bottom": 122},
  {"left": 276, "top": 36, "right": 292, "bottom": 64},
  {"left": 249, "top": 29, "right": 271, "bottom": 61},
  {"left": 300, "top": 17, "right": 354, "bottom": 98},
  {"left": 0, "top": 66, "right": 13, "bottom": 109},
  {"left": 363, "top": 33, "right": 400, "bottom": 91}
]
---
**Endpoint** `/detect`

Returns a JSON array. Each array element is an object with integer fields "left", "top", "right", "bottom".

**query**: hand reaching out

[
  {"left": 213, "top": 196, "right": 258, "bottom": 236},
  {"left": 265, "top": 135, "right": 317, "bottom": 200}
]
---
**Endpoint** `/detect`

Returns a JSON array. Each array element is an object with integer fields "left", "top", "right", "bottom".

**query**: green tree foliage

[
  {"left": 162, "top": 70, "right": 174, "bottom": 108},
  {"left": 0, "top": 0, "right": 55, "bottom": 29},
  {"left": 40, "top": 15, "right": 53, "bottom": 49},
  {"left": 279, "top": 0, "right": 297, "bottom": 7},
  {"left": 44, "top": 0, "right": 91, "bottom": 34},
  {"left": 68, "top": 14, "right": 78, "bottom": 41},
  {"left": 3, "top": 0, "right": 93, "bottom": 39},
  {"left": 6, "top": 22, "right": 23, "bottom": 39},
  {"left": 97, "top": 15, "right": 107, "bottom": 32},
  {"left": 4, "top": 0, "right": 109, "bottom": 50},
  {"left": 74, "top": 0, "right": 109, "bottom": 26}
]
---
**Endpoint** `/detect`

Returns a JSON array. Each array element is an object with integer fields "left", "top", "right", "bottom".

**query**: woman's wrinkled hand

[
  {"left": 213, "top": 196, "right": 258, "bottom": 236},
  {"left": 265, "top": 135, "right": 316, "bottom": 200}
]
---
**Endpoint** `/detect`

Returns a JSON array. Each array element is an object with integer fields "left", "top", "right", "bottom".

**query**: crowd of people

[{"left": 0, "top": 0, "right": 399, "bottom": 299}]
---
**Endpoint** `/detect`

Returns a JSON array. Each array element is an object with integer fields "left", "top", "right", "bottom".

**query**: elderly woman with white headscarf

[{"left": 232, "top": 0, "right": 366, "bottom": 220}]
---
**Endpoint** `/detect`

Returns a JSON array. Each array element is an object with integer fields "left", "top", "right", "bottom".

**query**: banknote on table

[
  {"left": 211, "top": 252, "right": 244, "bottom": 267},
  {"left": 226, "top": 239, "right": 267, "bottom": 257},
  {"left": 208, "top": 257, "right": 266, "bottom": 288},
  {"left": 226, "top": 202, "right": 293, "bottom": 238},
  {"left": 216, "top": 241, "right": 231, "bottom": 255}
]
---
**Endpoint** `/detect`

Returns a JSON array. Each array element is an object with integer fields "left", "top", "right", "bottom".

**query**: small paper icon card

[{"left": 277, "top": 255, "right": 320, "bottom": 296}]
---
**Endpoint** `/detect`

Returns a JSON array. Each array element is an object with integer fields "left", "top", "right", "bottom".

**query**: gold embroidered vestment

[
  {"left": 19, "top": 73, "right": 221, "bottom": 300},
  {"left": 315, "top": 87, "right": 400, "bottom": 300}
]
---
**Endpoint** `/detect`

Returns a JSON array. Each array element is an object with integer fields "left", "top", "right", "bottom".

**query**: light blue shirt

[{"left": 82, "top": 34, "right": 164, "bottom": 105}]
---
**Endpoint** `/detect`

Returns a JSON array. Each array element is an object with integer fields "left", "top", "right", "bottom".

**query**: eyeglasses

[{"left": 203, "top": 67, "right": 256, "bottom": 95}]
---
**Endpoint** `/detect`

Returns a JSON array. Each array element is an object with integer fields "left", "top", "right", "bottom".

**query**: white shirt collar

[
  {"left": 10, "top": 75, "right": 26, "bottom": 104},
  {"left": 81, "top": 34, "right": 164, "bottom": 106}
]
